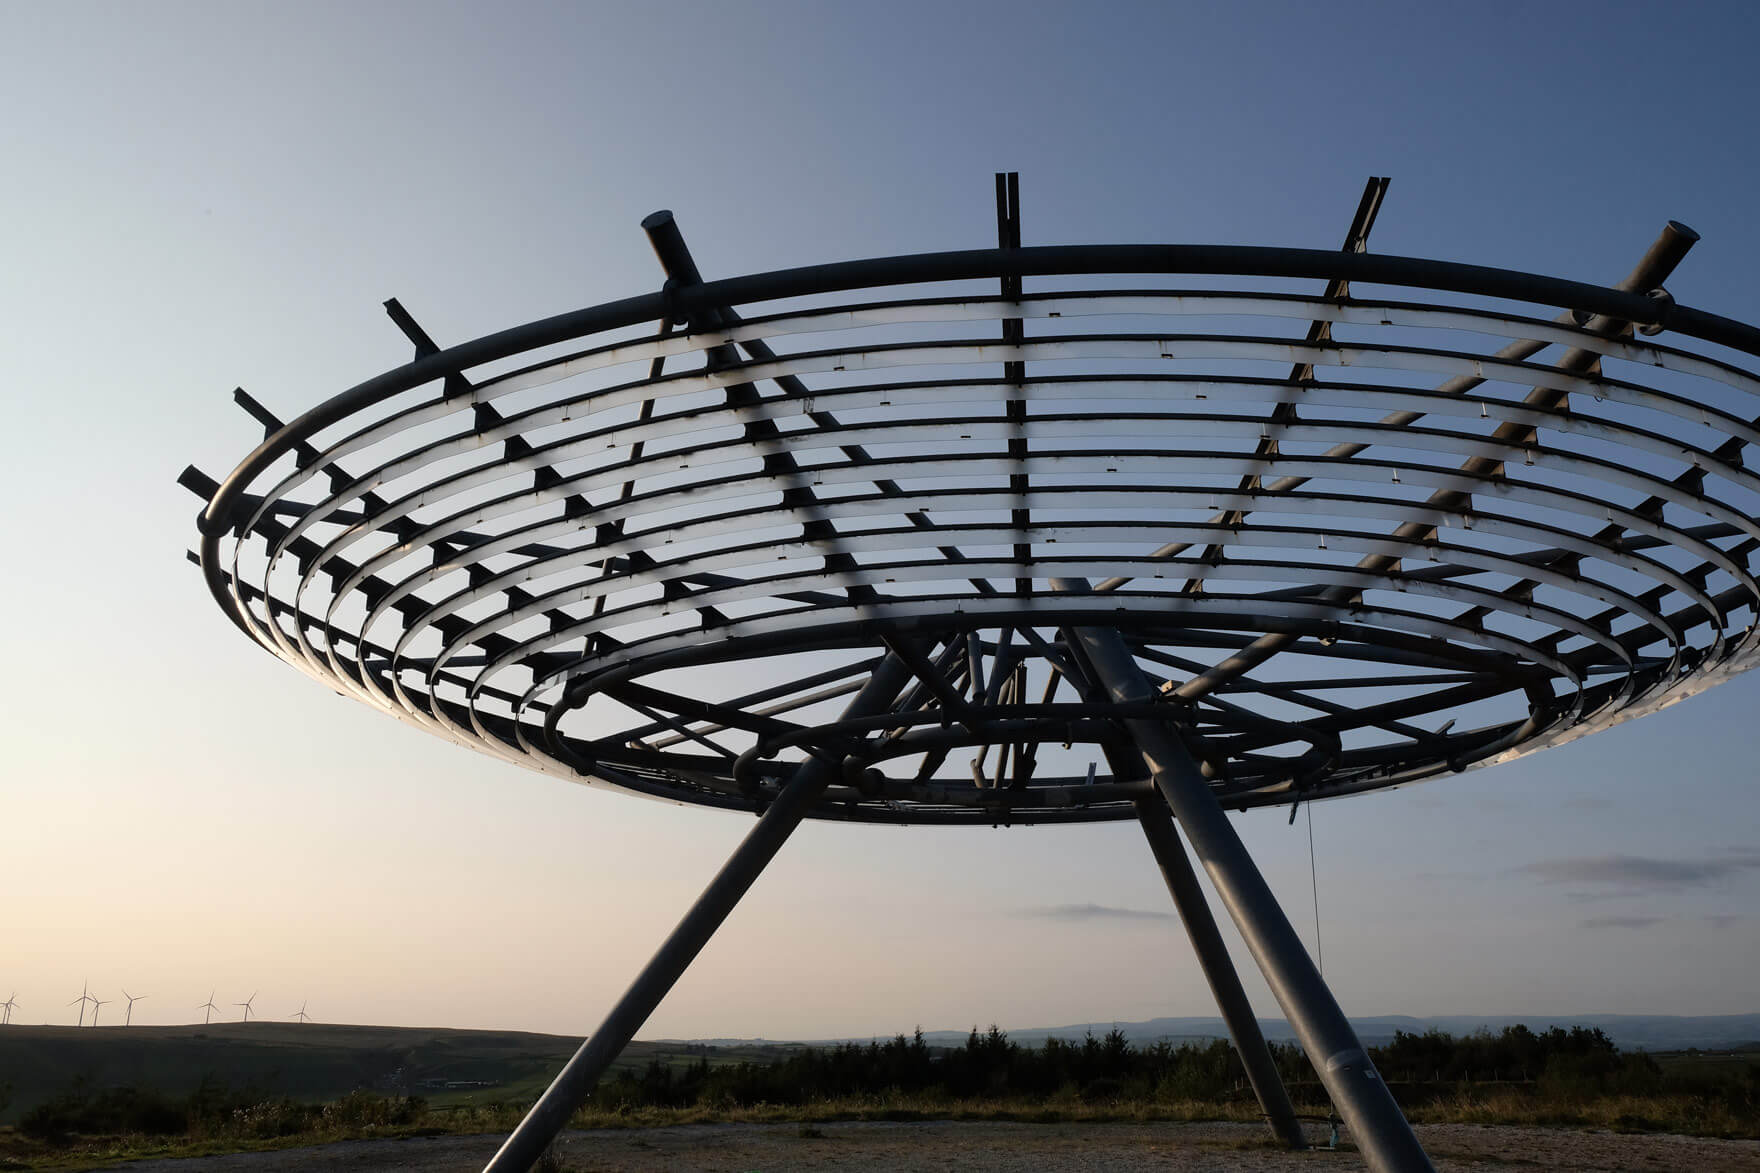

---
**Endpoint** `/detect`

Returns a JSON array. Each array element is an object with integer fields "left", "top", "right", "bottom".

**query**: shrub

[
  {"left": 1079, "top": 1078, "right": 1124, "bottom": 1104},
  {"left": 228, "top": 1098, "right": 313, "bottom": 1139},
  {"left": 21, "top": 1082, "right": 187, "bottom": 1139},
  {"left": 320, "top": 1090, "right": 427, "bottom": 1128}
]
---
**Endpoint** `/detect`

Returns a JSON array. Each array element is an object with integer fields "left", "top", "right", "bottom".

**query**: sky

[{"left": 3, "top": 1, "right": 1759, "bottom": 1039}]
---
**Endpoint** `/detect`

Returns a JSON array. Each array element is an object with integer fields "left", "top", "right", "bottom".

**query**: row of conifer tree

[{"left": 589, "top": 1023, "right": 1673, "bottom": 1108}]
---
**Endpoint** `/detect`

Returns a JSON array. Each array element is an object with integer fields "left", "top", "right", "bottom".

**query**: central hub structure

[{"left": 186, "top": 176, "right": 1760, "bottom": 1173}]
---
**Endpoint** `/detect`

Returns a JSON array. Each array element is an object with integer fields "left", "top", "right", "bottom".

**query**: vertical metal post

[
  {"left": 1052, "top": 585, "right": 1432, "bottom": 1173},
  {"left": 482, "top": 654, "right": 914, "bottom": 1173},
  {"left": 1134, "top": 797, "right": 1308, "bottom": 1149}
]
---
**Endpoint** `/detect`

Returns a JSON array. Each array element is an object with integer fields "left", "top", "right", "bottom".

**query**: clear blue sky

[{"left": 3, "top": 1, "right": 1757, "bottom": 1036}]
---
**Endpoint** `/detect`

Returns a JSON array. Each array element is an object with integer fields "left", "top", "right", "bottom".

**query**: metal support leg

[
  {"left": 1135, "top": 797, "right": 1307, "bottom": 1149},
  {"left": 482, "top": 654, "right": 913, "bottom": 1173},
  {"left": 1060, "top": 613, "right": 1434, "bottom": 1173}
]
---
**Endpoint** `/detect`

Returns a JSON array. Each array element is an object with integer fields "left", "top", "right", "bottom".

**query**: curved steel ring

[{"left": 188, "top": 246, "right": 1760, "bottom": 825}]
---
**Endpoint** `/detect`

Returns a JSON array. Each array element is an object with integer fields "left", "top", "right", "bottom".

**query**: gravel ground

[{"left": 93, "top": 1120, "right": 1760, "bottom": 1172}]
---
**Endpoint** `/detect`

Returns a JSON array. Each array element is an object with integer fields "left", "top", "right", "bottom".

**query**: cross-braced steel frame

[{"left": 185, "top": 175, "right": 1760, "bottom": 1173}]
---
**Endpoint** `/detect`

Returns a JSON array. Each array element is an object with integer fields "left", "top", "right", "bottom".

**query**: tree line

[
  {"left": 18, "top": 1022, "right": 1755, "bottom": 1140},
  {"left": 586, "top": 1023, "right": 1695, "bottom": 1110}
]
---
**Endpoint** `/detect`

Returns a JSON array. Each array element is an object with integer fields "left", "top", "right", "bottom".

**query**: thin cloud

[
  {"left": 1021, "top": 903, "right": 1174, "bottom": 923},
  {"left": 1579, "top": 915, "right": 1664, "bottom": 930},
  {"left": 1705, "top": 914, "right": 1745, "bottom": 929},
  {"left": 1520, "top": 851, "right": 1760, "bottom": 893}
]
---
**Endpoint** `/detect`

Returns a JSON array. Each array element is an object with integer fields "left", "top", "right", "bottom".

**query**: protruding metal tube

[
  {"left": 641, "top": 209, "right": 706, "bottom": 286},
  {"left": 1623, "top": 221, "right": 1699, "bottom": 293}
]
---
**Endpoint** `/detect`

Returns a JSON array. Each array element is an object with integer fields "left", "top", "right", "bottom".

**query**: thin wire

[{"left": 1306, "top": 802, "right": 1324, "bottom": 975}]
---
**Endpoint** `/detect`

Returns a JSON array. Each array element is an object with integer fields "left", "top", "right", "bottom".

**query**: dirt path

[{"left": 93, "top": 1120, "right": 1760, "bottom": 1172}]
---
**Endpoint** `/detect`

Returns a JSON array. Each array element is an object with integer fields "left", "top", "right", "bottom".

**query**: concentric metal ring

[{"left": 187, "top": 240, "right": 1760, "bottom": 824}]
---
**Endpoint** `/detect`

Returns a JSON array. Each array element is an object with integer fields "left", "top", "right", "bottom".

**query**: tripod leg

[
  {"left": 1136, "top": 796, "right": 1307, "bottom": 1149},
  {"left": 482, "top": 654, "right": 913, "bottom": 1172},
  {"left": 1066, "top": 623, "right": 1435, "bottom": 1173}
]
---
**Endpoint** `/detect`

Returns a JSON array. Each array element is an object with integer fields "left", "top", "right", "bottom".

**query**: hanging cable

[{"left": 1307, "top": 803, "right": 1324, "bottom": 974}]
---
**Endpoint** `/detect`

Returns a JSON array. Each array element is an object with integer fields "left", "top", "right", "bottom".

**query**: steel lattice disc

[{"left": 187, "top": 220, "right": 1760, "bottom": 825}]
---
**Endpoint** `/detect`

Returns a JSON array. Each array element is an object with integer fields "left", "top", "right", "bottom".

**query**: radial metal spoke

[
  {"left": 1183, "top": 177, "right": 1389, "bottom": 597},
  {"left": 191, "top": 186, "right": 1760, "bottom": 824},
  {"left": 189, "top": 184, "right": 1760, "bottom": 1169}
]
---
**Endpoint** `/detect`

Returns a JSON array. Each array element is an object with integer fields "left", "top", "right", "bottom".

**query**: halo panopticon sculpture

[{"left": 185, "top": 176, "right": 1760, "bottom": 1172}]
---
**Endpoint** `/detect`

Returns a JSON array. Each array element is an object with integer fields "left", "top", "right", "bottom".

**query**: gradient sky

[{"left": 4, "top": 1, "right": 1758, "bottom": 1038}]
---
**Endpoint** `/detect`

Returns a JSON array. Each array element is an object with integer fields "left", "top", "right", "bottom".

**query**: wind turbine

[
  {"left": 235, "top": 991, "right": 257, "bottom": 1023},
  {"left": 198, "top": 990, "right": 221, "bottom": 1025},
  {"left": 123, "top": 990, "right": 147, "bottom": 1026},
  {"left": 90, "top": 995, "right": 112, "bottom": 1026},
  {"left": 291, "top": 1000, "right": 311, "bottom": 1024},
  {"left": 2, "top": 993, "right": 18, "bottom": 1025},
  {"left": 69, "top": 980, "right": 94, "bottom": 1027}
]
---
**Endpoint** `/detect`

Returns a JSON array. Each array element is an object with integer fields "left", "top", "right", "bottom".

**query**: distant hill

[
  {"left": 0, "top": 1023, "right": 782, "bottom": 1127},
  {"left": 0, "top": 1023, "right": 548, "bottom": 1125},
  {"left": 885, "top": 1014, "right": 1760, "bottom": 1053},
  {"left": 5, "top": 1013, "right": 1754, "bottom": 1126}
]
